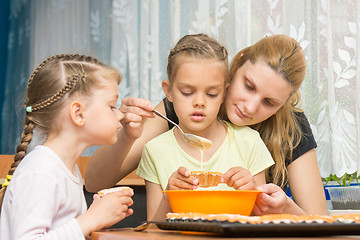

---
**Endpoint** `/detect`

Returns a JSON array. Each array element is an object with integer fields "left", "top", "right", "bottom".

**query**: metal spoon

[
  {"left": 153, "top": 109, "right": 212, "bottom": 150},
  {"left": 133, "top": 222, "right": 152, "bottom": 231}
]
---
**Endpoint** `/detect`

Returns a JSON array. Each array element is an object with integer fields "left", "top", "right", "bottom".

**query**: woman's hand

[
  {"left": 119, "top": 97, "right": 155, "bottom": 139},
  {"left": 77, "top": 189, "right": 134, "bottom": 236},
  {"left": 166, "top": 166, "right": 199, "bottom": 190},
  {"left": 221, "top": 167, "right": 257, "bottom": 190},
  {"left": 252, "top": 183, "right": 287, "bottom": 215}
]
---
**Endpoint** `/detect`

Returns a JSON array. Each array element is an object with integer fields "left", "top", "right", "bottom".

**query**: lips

[
  {"left": 235, "top": 105, "right": 250, "bottom": 119},
  {"left": 190, "top": 112, "right": 206, "bottom": 121}
]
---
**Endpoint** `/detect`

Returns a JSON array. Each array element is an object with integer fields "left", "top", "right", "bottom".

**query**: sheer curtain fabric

[{"left": 2, "top": 0, "right": 360, "bottom": 177}]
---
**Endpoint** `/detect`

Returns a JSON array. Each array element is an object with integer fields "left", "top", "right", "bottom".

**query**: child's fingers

[
  {"left": 167, "top": 167, "right": 198, "bottom": 190},
  {"left": 168, "top": 175, "right": 198, "bottom": 190},
  {"left": 221, "top": 167, "right": 245, "bottom": 181},
  {"left": 126, "top": 208, "right": 134, "bottom": 217},
  {"left": 223, "top": 167, "right": 252, "bottom": 189},
  {"left": 169, "top": 177, "right": 198, "bottom": 190},
  {"left": 177, "top": 166, "right": 190, "bottom": 177}
]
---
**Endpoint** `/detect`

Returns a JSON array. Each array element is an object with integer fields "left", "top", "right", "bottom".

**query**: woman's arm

[
  {"left": 287, "top": 148, "right": 327, "bottom": 215},
  {"left": 85, "top": 98, "right": 168, "bottom": 192},
  {"left": 253, "top": 149, "right": 327, "bottom": 216}
]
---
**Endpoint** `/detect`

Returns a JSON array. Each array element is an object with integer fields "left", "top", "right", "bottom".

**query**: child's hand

[
  {"left": 166, "top": 166, "right": 199, "bottom": 190},
  {"left": 76, "top": 189, "right": 134, "bottom": 236},
  {"left": 119, "top": 97, "right": 155, "bottom": 139},
  {"left": 221, "top": 167, "right": 257, "bottom": 190},
  {"left": 252, "top": 183, "right": 287, "bottom": 215}
]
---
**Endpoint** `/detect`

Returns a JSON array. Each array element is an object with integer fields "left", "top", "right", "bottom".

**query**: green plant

[{"left": 322, "top": 172, "right": 360, "bottom": 187}]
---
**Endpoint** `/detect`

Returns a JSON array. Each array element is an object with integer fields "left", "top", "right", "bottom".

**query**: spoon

[
  {"left": 153, "top": 109, "right": 212, "bottom": 149},
  {"left": 133, "top": 222, "right": 152, "bottom": 231}
]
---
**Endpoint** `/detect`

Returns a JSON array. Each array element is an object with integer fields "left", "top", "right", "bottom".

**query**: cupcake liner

[{"left": 191, "top": 171, "right": 222, "bottom": 188}]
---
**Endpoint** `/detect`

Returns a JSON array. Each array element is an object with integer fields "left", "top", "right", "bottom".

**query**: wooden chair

[{"left": 0, "top": 155, "right": 144, "bottom": 186}]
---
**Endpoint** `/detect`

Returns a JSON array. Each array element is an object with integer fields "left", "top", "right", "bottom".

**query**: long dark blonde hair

[
  {"left": 0, "top": 54, "right": 121, "bottom": 209},
  {"left": 225, "top": 34, "right": 306, "bottom": 188}
]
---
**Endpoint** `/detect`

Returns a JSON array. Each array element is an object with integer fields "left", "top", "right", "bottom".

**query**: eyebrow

[{"left": 177, "top": 83, "right": 224, "bottom": 89}]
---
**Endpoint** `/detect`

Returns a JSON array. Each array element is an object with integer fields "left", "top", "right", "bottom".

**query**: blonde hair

[
  {"left": 167, "top": 33, "right": 228, "bottom": 85},
  {"left": 226, "top": 34, "right": 306, "bottom": 188},
  {"left": 0, "top": 54, "right": 121, "bottom": 209}
]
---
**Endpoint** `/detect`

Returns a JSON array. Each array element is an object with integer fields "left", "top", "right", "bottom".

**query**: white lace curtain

[{"left": 2, "top": 0, "right": 360, "bottom": 178}]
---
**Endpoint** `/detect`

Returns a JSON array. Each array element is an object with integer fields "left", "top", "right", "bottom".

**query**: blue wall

[{"left": 0, "top": 0, "right": 10, "bottom": 152}]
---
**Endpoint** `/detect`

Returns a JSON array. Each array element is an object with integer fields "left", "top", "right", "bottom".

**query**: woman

[{"left": 85, "top": 34, "right": 327, "bottom": 216}]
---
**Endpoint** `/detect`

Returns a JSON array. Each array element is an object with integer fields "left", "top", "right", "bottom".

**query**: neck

[
  {"left": 43, "top": 131, "right": 88, "bottom": 175},
  {"left": 175, "top": 119, "right": 227, "bottom": 161}
]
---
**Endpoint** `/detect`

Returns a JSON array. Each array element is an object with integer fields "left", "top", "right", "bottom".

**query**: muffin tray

[{"left": 149, "top": 221, "right": 360, "bottom": 237}]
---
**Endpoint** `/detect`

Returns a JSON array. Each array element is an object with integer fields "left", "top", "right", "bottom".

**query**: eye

[
  {"left": 181, "top": 91, "right": 193, "bottom": 96},
  {"left": 110, "top": 105, "right": 117, "bottom": 111},
  {"left": 207, "top": 92, "right": 219, "bottom": 98},
  {"left": 244, "top": 80, "right": 254, "bottom": 91},
  {"left": 264, "top": 99, "right": 274, "bottom": 106}
]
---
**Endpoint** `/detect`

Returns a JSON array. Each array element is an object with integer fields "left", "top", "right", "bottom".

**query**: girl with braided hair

[
  {"left": 0, "top": 54, "right": 135, "bottom": 239},
  {"left": 135, "top": 34, "right": 274, "bottom": 220}
]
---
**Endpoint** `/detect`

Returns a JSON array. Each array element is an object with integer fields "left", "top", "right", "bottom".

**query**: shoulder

[
  {"left": 224, "top": 121, "right": 260, "bottom": 137},
  {"left": 14, "top": 146, "right": 67, "bottom": 180},
  {"left": 145, "top": 129, "right": 175, "bottom": 149},
  {"left": 291, "top": 111, "right": 317, "bottom": 162},
  {"left": 295, "top": 111, "right": 313, "bottom": 135},
  {"left": 18, "top": 146, "right": 57, "bottom": 168}
]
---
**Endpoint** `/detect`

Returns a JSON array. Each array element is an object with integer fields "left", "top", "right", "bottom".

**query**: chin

[
  {"left": 227, "top": 114, "right": 242, "bottom": 126},
  {"left": 102, "top": 136, "right": 118, "bottom": 145}
]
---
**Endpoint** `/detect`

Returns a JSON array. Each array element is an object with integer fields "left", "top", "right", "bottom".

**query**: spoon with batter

[{"left": 153, "top": 109, "right": 212, "bottom": 150}]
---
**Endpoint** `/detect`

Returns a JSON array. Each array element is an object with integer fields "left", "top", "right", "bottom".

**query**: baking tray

[{"left": 149, "top": 221, "right": 360, "bottom": 237}]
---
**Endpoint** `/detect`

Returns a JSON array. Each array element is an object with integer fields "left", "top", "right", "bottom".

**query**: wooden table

[{"left": 90, "top": 227, "right": 360, "bottom": 240}]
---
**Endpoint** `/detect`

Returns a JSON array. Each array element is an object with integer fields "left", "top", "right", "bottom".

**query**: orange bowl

[{"left": 163, "top": 190, "right": 261, "bottom": 215}]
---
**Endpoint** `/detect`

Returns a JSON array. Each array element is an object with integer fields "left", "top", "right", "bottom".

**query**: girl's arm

[
  {"left": 76, "top": 189, "right": 134, "bottom": 236},
  {"left": 85, "top": 98, "right": 169, "bottom": 192},
  {"left": 287, "top": 148, "right": 327, "bottom": 215},
  {"left": 145, "top": 180, "right": 170, "bottom": 221}
]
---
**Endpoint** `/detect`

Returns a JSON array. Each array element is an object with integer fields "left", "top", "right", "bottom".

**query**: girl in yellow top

[{"left": 136, "top": 34, "right": 274, "bottom": 220}]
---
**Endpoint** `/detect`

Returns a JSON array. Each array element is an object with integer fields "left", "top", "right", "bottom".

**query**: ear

[
  {"left": 162, "top": 80, "right": 173, "bottom": 102},
  {"left": 222, "top": 83, "right": 230, "bottom": 103},
  {"left": 69, "top": 101, "right": 85, "bottom": 126}
]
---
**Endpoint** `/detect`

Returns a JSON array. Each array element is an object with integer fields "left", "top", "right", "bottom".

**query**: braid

[
  {"left": 29, "top": 73, "right": 81, "bottom": 112},
  {"left": 0, "top": 118, "right": 35, "bottom": 211},
  {"left": 28, "top": 54, "right": 70, "bottom": 85},
  {"left": 168, "top": 45, "right": 210, "bottom": 62},
  {"left": 167, "top": 34, "right": 228, "bottom": 82}
]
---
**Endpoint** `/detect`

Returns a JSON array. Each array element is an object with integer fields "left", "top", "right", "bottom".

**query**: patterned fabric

[{"left": 2, "top": 0, "right": 359, "bottom": 177}]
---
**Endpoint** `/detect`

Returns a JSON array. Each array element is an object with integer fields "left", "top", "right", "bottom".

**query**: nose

[
  {"left": 193, "top": 93, "right": 206, "bottom": 108},
  {"left": 244, "top": 97, "right": 260, "bottom": 114},
  {"left": 116, "top": 108, "right": 124, "bottom": 121}
]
